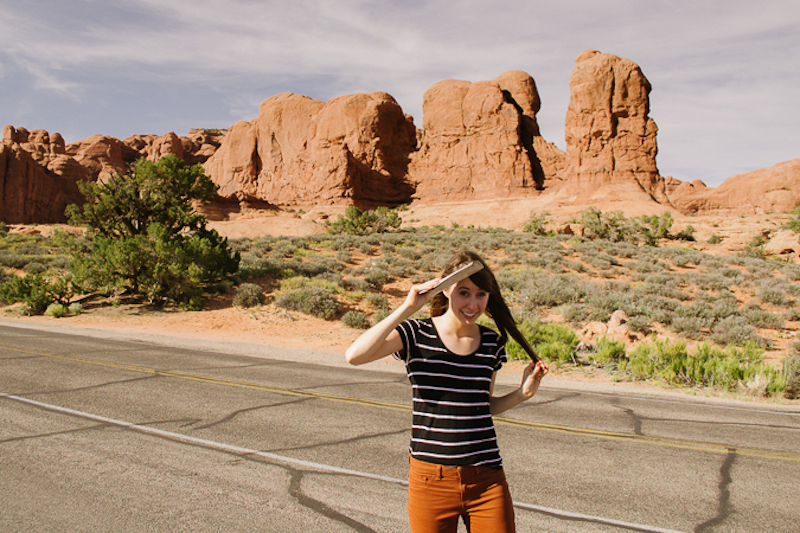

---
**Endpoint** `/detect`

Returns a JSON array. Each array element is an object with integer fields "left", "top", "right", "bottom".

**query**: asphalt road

[{"left": 1, "top": 321, "right": 799, "bottom": 532}]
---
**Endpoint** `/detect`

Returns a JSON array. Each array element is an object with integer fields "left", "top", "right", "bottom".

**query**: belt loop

[{"left": 437, "top": 464, "right": 443, "bottom": 480}]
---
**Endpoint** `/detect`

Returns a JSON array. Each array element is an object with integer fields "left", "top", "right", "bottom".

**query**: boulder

[{"left": 764, "top": 228, "right": 800, "bottom": 258}]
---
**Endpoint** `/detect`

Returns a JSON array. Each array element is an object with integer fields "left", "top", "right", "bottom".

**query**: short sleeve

[
  {"left": 392, "top": 320, "right": 414, "bottom": 363},
  {"left": 493, "top": 337, "right": 508, "bottom": 372}
]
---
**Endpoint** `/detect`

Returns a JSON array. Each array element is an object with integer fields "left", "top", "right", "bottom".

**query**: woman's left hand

[{"left": 520, "top": 360, "right": 549, "bottom": 399}]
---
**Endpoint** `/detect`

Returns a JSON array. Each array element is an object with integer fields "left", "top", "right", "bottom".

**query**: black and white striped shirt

[{"left": 394, "top": 318, "right": 507, "bottom": 468}]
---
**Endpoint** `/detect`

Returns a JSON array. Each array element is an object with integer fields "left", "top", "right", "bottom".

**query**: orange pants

[{"left": 407, "top": 455, "right": 515, "bottom": 533}]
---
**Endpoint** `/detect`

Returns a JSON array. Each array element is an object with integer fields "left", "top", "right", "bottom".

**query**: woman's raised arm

[{"left": 345, "top": 278, "right": 439, "bottom": 365}]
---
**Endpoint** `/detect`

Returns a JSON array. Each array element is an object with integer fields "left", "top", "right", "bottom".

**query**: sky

[{"left": 1, "top": 0, "right": 798, "bottom": 187}]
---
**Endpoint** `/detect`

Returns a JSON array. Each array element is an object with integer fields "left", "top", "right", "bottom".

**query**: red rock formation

[
  {"left": 408, "top": 70, "right": 564, "bottom": 201},
  {"left": 559, "top": 50, "right": 671, "bottom": 209},
  {"left": 1, "top": 126, "right": 84, "bottom": 223},
  {"left": 0, "top": 126, "right": 227, "bottom": 223},
  {"left": 4, "top": 52, "right": 797, "bottom": 223},
  {"left": 204, "top": 91, "right": 417, "bottom": 208},
  {"left": 669, "top": 159, "right": 800, "bottom": 215},
  {"left": 122, "top": 129, "right": 224, "bottom": 167}
]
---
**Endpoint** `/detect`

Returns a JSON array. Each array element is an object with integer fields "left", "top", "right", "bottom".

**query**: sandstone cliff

[
  {"left": 0, "top": 128, "right": 224, "bottom": 223},
  {"left": 2, "top": 49, "right": 797, "bottom": 224},
  {"left": 204, "top": 91, "right": 416, "bottom": 208}
]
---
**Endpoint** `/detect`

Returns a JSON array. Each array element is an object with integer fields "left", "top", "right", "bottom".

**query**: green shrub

[
  {"left": 335, "top": 248, "right": 352, "bottom": 263},
  {"left": 24, "top": 262, "right": 47, "bottom": 275},
  {"left": 371, "top": 308, "right": 392, "bottom": 324},
  {"left": 560, "top": 303, "right": 592, "bottom": 323},
  {"left": 670, "top": 316, "right": 705, "bottom": 340},
  {"left": 640, "top": 212, "right": 674, "bottom": 245},
  {"left": 523, "top": 211, "right": 551, "bottom": 235},
  {"left": 785, "top": 207, "right": 800, "bottom": 233},
  {"left": 365, "top": 292, "right": 389, "bottom": 310},
  {"left": 757, "top": 280, "right": 792, "bottom": 306},
  {"left": 675, "top": 225, "right": 696, "bottom": 242},
  {"left": 233, "top": 283, "right": 265, "bottom": 308},
  {"left": 507, "top": 321, "right": 578, "bottom": 363},
  {"left": 279, "top": 276, "right": 343, "bottom": 294},
  {"left": 591, "top": 336, "right": 627, "bottom": 367},
  {"left": 16, "top": 243, "right": 47, "bottom": 255},
  {"left": 581, "top": 207, "right": 639, "bottom": 243},
  {"left": 68, "top": 302, "right": 83, "bottom": 315},
  {"left": 274, "top": 286, "right": 341, "bottom": 319},
  {"left": 0, "top": 274, "right": 74, "bottom": 315},
  {"left": 626, "top": 337, "right": 689, "bottom": 382},
  {"left": 362, "top": 268, "right": 390, "bottom": 290},
  {"left": 627, "top": 315, "right": 652, "bottom": 334},
  {"left": 0, "top": 250, "right": 29, "bottom": 269},
  {"left": 782, "top": 355, "right": 800, "bottom": 398},
  {"left": 44, "top": 303, "right": 69, "bottom": 318},
  {"left": 622, "top": 337, "right": 776, "bottom": 392},
  {"left": 341, "top": 310, "right": 371, "bottom": 329},
  {"left": 711, "top": 316, "right": 767, "bottom": 347},
  {"left": 326, "top": 206, "right": 402, "bottom": 235},
  {"left": 344, "top": 277, "right": 371, "bottom": 292},
  {"left": 708, "top": 234, "right": 723, "bottom": 244},
  {"left": 505, "top": 321, "right": 536, "bottom": 361},
  {"left": 740, "top": 235, "right": 768, "bottom": 259},
  {"left": 519, "top": 274, "right": 590, "bottom": 308}
]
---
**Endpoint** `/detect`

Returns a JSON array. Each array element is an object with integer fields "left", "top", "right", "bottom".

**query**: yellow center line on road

[{"left": 4, "top": 343, "right": 800, "bottom": 463}]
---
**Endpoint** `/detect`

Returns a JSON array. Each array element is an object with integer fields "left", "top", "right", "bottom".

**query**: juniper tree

[{"left": 67, "top": 155, "right": 239, "bottom": 309}]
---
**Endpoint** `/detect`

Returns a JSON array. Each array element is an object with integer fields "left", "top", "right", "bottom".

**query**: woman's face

[{"left": 445, "top": 278, "right": 489, "bottom": 326}]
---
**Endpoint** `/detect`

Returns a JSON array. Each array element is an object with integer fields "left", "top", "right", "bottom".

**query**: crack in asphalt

[
  {"left": 0, "top": 423, "right": 109, "bottom": 444},
  {"left": 180, "top": 361, "right": 282, "bottom": 372},
  {"left": 611, "top": 402, "right": 800, "bottom": 435},
  {"left": 615, "top": 405, "right": 645, "bottom": 436},
  {"left": 0, "top": 355, "right": 42, "bottom": 361},
  {"left": 518, "top": 391, "right": 582, "bottom": 407},
  {"left": 29, "top": 375, "right": 159, "bottom": 396},
  {"left": 288, "top": 469, "right": 378, "bottom": 533},
  {"left": 190, "top": 397, "right": 313, "bottom": 430},
  {"left": 694, "top": 448, "right": 736, "bottom": 533},
  {"left": 273, "top": 428, "right": 408, "bottom": 453},
  {"left": 300, "top": 379, "right": 405, "bottom": 392}
]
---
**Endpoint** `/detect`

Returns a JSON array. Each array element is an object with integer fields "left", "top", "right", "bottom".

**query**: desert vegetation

[{"left": 2, "top": 204, "right": 800, "bottom": 400}]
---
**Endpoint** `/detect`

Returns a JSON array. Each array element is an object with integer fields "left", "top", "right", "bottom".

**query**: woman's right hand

[
  {"left": 404, "top": 277, "right": 442, "bottom": 312},
  {"left": 345, "top": 276, "right": 441, "bottom": 366}
]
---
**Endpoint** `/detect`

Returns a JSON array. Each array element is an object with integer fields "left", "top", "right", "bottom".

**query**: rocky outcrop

[
  {"left": 1, "top": 126, "right": 84, "bottom": 223},
  {"left": 204, "top": 91, "right": 417, "bottom": 208},
  {"left": 124, "top": 129, "right": 224, "bottom": 166},
  {"left": 668, "top": 159, "right": 800, "bottom": 215},
  {"left": 0, "top": 126, "right": 226, "bottom": 223},
  {"left": 764, "top": 228, "right": 800, "bottom": 259},
  {"left": 558, "top": 50, "right": 670, "bottom": 208},
  {"left": 407, "top": 70, "right": 564, "bottom": 201},
  {"left": 3, "top": 49, "right": 797, "bottom": 223}
]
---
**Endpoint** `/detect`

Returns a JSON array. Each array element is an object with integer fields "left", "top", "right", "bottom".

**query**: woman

[{"left": 345, "top": 250, "right": 549, "bottom": 533}]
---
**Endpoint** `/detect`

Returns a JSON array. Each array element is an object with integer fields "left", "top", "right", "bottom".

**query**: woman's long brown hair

[{"left": 430, "top": 250, "right": 540, "bottom": 363}]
